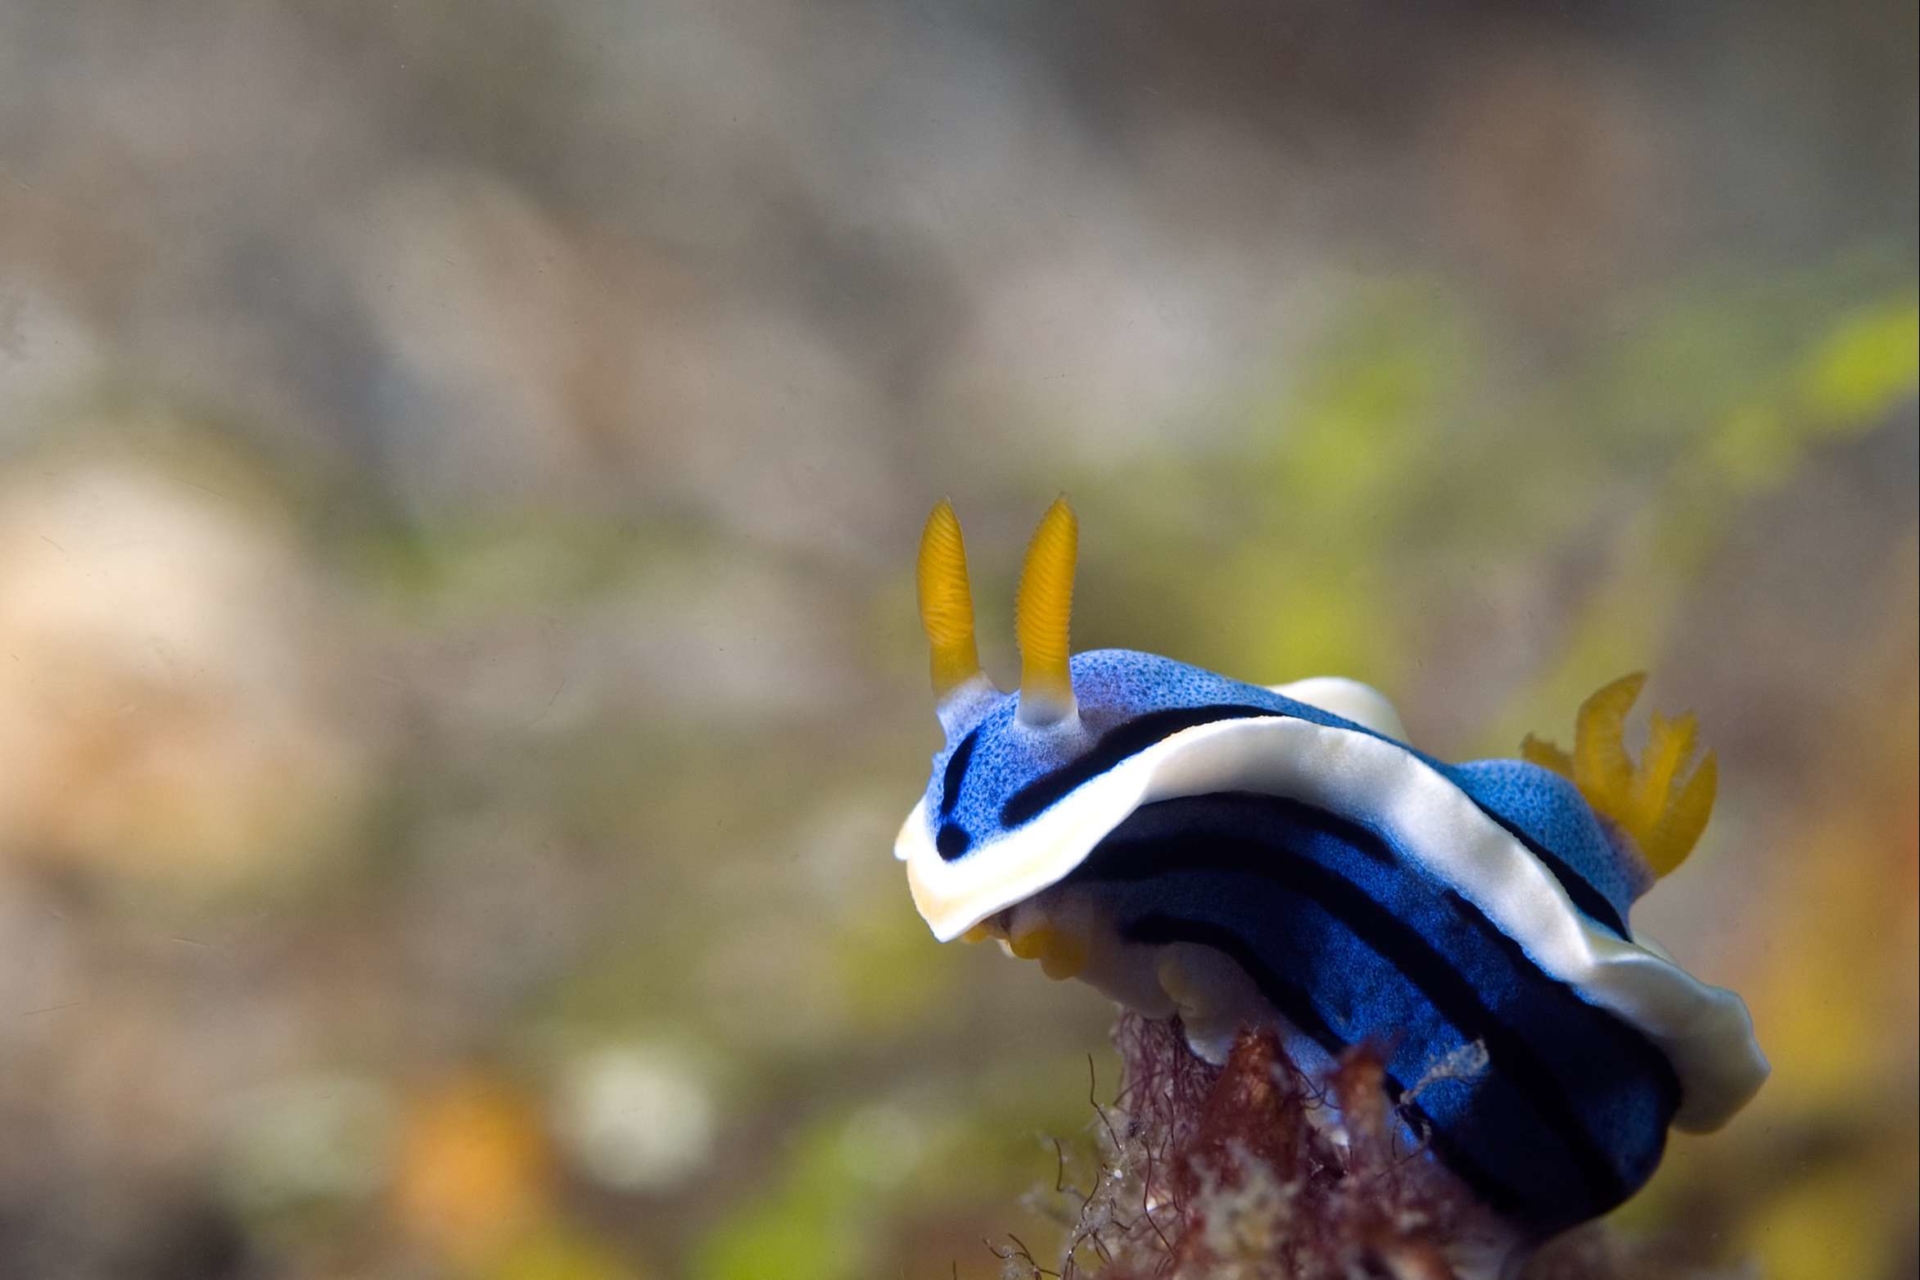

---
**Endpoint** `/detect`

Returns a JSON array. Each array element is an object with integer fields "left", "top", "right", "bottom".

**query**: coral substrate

[{"left": 1004, "top": 1013, "right": 1741, "bottom": 1280}]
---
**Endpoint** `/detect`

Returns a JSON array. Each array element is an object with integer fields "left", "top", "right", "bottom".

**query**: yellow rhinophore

[
  {"left": 917, "top": 499, "right": 983, "bottom": 702},
  {"left": 1522, "top": 673, "right": 1719, "bottom": 878},
  {"left": 1014, "top": 495, "right": 1078, "bottom": 726}
]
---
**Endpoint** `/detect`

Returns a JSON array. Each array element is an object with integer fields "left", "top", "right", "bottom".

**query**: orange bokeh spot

[{"left": 392, "top": 1072, "right": 553, "bottom": 1265}]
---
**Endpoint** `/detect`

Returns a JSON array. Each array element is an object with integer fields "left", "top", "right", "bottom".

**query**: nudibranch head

[{"left": 897, "top": 499, "right": 1768, "bottom": 1244}]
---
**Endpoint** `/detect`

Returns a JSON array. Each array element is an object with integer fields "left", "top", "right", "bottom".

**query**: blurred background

[{"left": 0, "top": 2, "right": 1914, "bottom": 1278}]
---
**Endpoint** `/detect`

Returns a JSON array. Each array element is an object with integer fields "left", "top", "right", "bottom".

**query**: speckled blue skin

[{"left": 924, "top": 649, "right": 1648, "bottom": 933}]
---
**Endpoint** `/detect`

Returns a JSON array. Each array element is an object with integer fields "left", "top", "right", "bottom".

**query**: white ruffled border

[{"left": 897, "top": 712, "right": 1768, "bottom": 1133}]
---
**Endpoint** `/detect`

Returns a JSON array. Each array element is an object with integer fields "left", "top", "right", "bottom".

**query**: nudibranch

[{"left": 896, "top": 497, "right": 1766, "bottom": 1246}]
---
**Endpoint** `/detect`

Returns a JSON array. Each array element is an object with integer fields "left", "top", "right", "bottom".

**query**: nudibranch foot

[{"left": 1153, "top": 944, "right": 1274, "bottom": 1065}]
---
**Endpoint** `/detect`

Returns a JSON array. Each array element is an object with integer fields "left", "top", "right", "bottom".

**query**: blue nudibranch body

[{"left": 898, "top": 498, "right": 1767, "bottom": 1248}]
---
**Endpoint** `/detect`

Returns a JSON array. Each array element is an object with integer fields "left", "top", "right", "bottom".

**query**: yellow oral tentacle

[
  {"left": 1037, "top": 931, "right": 1088, "bottom": 981},
  {"left": 1005, "top": 923, "right": 1048, "bottom": 960},
  {"left": 1007, "top": 921, "right": 1088, "bottom": 981}
]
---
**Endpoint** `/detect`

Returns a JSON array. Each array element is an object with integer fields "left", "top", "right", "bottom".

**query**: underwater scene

[{"left": 0, "top": 3, "right": 1913, "bottom": 1278}]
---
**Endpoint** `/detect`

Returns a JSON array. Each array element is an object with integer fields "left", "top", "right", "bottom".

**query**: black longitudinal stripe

[
  {"left": 1441, "top": 888, "right": 1681, "bottom": 1119},
  {"left": 999, "top": 703, "right": 1280, "bottom": 826},
  {"left": 939, "top": 728, "right": 979, "bottom": 818},
  {"left": 1083, "top": 807, "right": 1631, "bottom": 1213},
  {"left": 1122, "top": 912, "right": 1530, "bottom": 1221},
  {"left": 998, "top": 700, "right": 1628, "bottom": 937},
  {"left": 1233, "top": 794, "right": 1395, "bottom": 866},
  {"left": 1480, "top": 812, "right": 1630, "bottom": 939}
]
